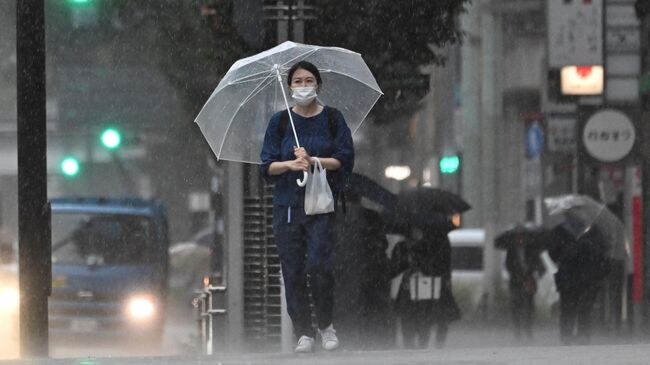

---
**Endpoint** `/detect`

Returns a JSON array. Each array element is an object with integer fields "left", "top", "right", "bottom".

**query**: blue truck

[{"left": 48, "top": 198, "right": 169, "bottom": 342}]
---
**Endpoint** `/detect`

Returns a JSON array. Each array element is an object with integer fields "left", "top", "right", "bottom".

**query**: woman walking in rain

[
  {"left": 390, "top": 216, "right": 461, "bottom": 349},
  {"left": 260, "top": 61, "right": 354, "bottom": 353}
]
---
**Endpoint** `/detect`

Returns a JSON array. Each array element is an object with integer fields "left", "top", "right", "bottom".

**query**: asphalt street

[{"left": 4, "top": 343, "right": 650, "bottom": 365}]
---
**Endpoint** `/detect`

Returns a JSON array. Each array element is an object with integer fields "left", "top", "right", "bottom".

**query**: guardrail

[{"left": 192, "top": 284, "right": 227, "bottom": 355}]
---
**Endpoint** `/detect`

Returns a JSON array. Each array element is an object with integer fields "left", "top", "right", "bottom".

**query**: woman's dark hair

[{"left": 287, "top": 61, "right": 322, "bottom": 86}]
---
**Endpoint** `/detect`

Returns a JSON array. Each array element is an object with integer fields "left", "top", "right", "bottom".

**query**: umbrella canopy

[
  {"left": 383, "top": 187, "right": 471, "bottom": 228},
  {"left": 344, "top": 173, "right": 397, "bottom": 209},
  {"left": 169, "top": 242, "right": 211, "bottom": 271},
  {"left": 495, "top": 223, "right": 551, "bottom": 251},
  {"left": 195, "top": 41, "right": 383, "bottom": 165},
  {"left": 544, "top": 194, "right": 628, "bottom": 260}
]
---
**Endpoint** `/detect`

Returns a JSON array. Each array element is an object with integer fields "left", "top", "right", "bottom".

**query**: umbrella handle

[
  {"left": 274, "top": 65, "right": 307, "bottom": 188},
  {"left": 297, "top": 171, "right": 308, "bottom": 187}
]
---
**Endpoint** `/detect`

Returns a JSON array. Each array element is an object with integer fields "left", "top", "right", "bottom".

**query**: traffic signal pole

[{"left": 16, "top": 0, "right": 51, "bottom": 357}]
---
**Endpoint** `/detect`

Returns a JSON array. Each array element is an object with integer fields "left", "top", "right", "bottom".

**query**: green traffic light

[
  {"left": 439, "top": 155, "right": 460, "bottom": 174},
  {"left": 100, "top": 128, "right": 122, "bottom": 150},
  {"left": 61, "top": 157, "right": 80, "bottom": 177},
  {"left": 70, "top": 0, "right": 91, "bottom": 3}
]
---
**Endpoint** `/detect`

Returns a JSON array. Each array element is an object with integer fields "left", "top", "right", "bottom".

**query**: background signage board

[{"left": 548, "top": 0, "right": 603, "bottom": 67}]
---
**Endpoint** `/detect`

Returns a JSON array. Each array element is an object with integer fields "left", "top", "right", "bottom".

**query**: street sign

[
  {"left": 606, "top": 28, "right": 641, "bottom": 52},
  {"left": 561, "top": 65, "right": 604, "bottom": 95},
  {"left": 547, "top": 115, "right": 576, "bottom": 153},
  {"left": 582, "top": 109, "right": 635, "bottom": 162},
  {"left": 606, "top": 77, "right": 640, "bottom": 102},
  {"left": 526, "top": 122, "right": 544, "bottom": 158},
  {"left": 606, "top": 4, "right": 640, "bottom": 27},
  {"left": 604, "top": 2, "right": 642, "bottom": 103},
  {"left": 547, "top": 0, "right": 603, "bottom": 67}
]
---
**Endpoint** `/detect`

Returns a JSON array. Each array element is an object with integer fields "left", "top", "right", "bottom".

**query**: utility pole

[
  {"left": 635, "top": 0, "right": 650, "bottom": 333},
  {"left": 16, "top": 0, "right": 51, "bottom": 358},
  {"left": 262, "top": 0, "right": 315, "bottom": 352}
]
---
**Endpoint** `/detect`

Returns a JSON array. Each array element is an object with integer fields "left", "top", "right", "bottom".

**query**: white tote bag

[
  {"left": 409, "top": 272, "right": 442, "bottom": 301},
  {"left": 304, "top": 157, "right": 335, "bottom": 215}
]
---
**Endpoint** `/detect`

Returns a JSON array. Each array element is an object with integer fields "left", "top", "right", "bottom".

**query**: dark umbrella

[
  {"left": 383, "top": 187, "right": 471, "bottom": 228},
  {"left": 344, "top": 173, "right": 398, "bottom": 209},
  {"left": 495, "top": 224, "right": 551, "bottom": 252},
  {"left": 398, "top": 187, "right": 471, "bottom": 215}
]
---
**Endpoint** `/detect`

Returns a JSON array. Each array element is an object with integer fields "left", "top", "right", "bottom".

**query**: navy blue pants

[{"left": 273, "top": 205, "right": 335, "bottom": 339}]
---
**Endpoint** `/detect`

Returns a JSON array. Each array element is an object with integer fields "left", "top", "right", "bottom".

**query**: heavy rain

[{"left": 1, "top": 1, "right": 650, "bottom": 364}]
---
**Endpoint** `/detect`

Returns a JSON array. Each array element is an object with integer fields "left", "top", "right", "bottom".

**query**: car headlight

[
  {"left": 0, "top": 287, "right": 19, "bottom": 312},
  {"left": 127, "top": 297, "right": 155, "bottom": 321}
]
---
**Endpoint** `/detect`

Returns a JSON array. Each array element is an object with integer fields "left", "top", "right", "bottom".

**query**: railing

[{"left": 192, "top": 284, "right": 227, "bottom": 355}]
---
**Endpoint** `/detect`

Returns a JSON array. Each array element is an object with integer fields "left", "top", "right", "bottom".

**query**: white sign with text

[{"left": 583, "top": 109, "right": 635, "bottom": 162}]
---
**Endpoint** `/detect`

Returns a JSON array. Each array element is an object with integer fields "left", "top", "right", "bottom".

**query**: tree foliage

[
  {"left": 102, "top": 0, "right": 251, "bottom": 115},
  {"left": 48, "top": 0, "right": 468, "bottom": 126},
  {"left": 311, "top": 0, "right": 470, "bottom": 123}
]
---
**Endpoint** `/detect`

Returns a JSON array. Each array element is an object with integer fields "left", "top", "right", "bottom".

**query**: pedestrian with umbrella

[
  {"left": 543, "top": 195, "right": 627, "bottom": 345},
  {"left": 195, "top": 41, "right": 382, "bottom": 354},
  {"left": 496, "top": 224, "right": 549, "bottom": 340},
  {"left": 389, "top": 214, "right": 461, "bottom": 349},
  {"left": 387, "top": 188, "right": 469, "bottom": 349},
  {"left": 260, "top": 60, "right": 355, "bottom": 352}
]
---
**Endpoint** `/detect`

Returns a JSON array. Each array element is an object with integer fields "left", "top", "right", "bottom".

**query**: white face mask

[{"left": 291, "top": 86, "right": 318, "bottom": 106}]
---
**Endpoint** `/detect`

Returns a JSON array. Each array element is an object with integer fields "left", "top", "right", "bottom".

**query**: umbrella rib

[
  {"left": 227, "top": 71, "right": 279, "bottom": 85},
  {"left": 351, "top": 93, "right": 382, "bottom": 136},
  {"left": 278, "top": 48, "right": 321, "bottom": 69},
  {"left": 240, "top": 75, "right": 276, "bottom": 106},
  {"left": 320, "top": 69, "right": 384, "bottom": 94},
  {"left": 216, "top": 73, "right": 278, "bottom": 158}
]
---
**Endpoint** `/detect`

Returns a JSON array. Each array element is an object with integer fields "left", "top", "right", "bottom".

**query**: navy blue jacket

[{"left": 260, "top": 106, "right": 355, "bottom": 207}]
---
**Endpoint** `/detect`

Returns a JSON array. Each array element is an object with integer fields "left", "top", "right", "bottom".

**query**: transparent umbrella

[
  {"left": 195, "top": 41, "right": 383, "bottom": 185},
  {"left": 544, "top": 194, "right": 629, "bottom": 260}
]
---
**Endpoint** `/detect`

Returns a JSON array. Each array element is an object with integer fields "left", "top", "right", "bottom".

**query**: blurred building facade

[{"left": 392, "top": 0, "right": 649, "bottom": 331}]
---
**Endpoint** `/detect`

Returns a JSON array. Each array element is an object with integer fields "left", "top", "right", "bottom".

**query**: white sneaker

[
  {"left": 319, "top": 324, "right": 339, "bottom": 351},
  {"left": 294, "top": 335, "right": 315, "bottom": 353}
]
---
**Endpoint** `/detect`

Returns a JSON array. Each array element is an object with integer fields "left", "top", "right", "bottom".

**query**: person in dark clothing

[
  {"left": 334, "top": 203, "right": 394, "bottom": 350},
  {"left": 549, "top": 226, "right": 611, "bottom": 345},
  {"left": 505, "top": 239, "right": 546, "bottom": 340},
  {"left": 390, "top": 217, "right": 461, "bottom": 349},
  {"left": 260, "top": 61, "right": 355, "bottom": 353}
]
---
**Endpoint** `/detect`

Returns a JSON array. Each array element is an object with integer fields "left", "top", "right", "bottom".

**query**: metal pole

[
  {"left": 273, "top": 1, "right": 294, "bottom": 350},
  {"left": 16, "top": 0, "right": 50, "bottom": 358},
  {"left": 286, "top": 0, "right": 294, "bottom": 41}
]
